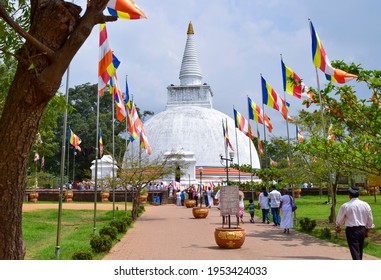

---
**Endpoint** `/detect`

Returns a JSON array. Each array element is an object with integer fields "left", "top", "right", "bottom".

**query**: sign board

[{"left": 219, "top": 185, "right": 239, "bottom": 216}]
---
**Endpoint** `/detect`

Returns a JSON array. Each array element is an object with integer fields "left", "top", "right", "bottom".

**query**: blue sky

[{"left": 67, "top": 0, "right": 381, "bottom": 139}]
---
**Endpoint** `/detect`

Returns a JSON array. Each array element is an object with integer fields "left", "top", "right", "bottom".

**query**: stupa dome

[{"left": 125, "top": 22, "right": 260, "bottom": 184}]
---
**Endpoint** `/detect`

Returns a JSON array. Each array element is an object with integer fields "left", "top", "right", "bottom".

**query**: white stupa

[{"left": 126, "top": 22, "right": 261, "bottom": 184}]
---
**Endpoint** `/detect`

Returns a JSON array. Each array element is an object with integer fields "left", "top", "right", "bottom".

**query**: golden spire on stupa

[{"left": 187, "top": 21, "right": 194, "bottom": 35}]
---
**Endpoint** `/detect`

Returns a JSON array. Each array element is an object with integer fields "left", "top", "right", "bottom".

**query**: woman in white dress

[
  {"left": 206, "top": 187, "right": 214, "bottom": 208},
  {"left": 280, "top": 189, "right": 293, "bottom": 234}
]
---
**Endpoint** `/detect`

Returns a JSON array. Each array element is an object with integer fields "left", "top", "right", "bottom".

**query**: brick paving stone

[{"left": 103, "top": 204, "right": 378, "bottom": 260}]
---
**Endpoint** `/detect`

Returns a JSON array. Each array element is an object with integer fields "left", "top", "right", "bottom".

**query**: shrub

[
  {"left": 299, "top": 217, "right": 317, "bottom": 232},
  {"left": 99, "top": 225, "right": 118, "bottom": 240},
  {"left": 319, "top": 227, "right": 332, "bottom": 240},
  {"left": 121, "top": 216, "right": 133, "bottom": 226},
  {"left": 90, "top": 235, "right": 112, "bottom": 253},
  {"left": 110, "top": 219, "right": 127, "bottom": 233},
  {"left": 72, "top": 250, "right": 93, "bottom": 260}
]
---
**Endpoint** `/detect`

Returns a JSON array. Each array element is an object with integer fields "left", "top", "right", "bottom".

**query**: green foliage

[
  {"left": 99, "top": 225, "right": 118, "bottom": 240},
  {"left": 90, "top": 235, "right": 112, "bottom": 253},
  {"left": 299, "top": 217, "right": 317, "bottom": 232},
  {"left": 121, "top": 216, "right": 133, "bottom": 226},
  {"left": 110, "top": 219, "right": 127, "bottom": 233},
  {"left": 72, "top": 250, "right": 93, "bottom": 260},
  {"left": 319, "top": 227, "right": 332, "bottom": 240}
]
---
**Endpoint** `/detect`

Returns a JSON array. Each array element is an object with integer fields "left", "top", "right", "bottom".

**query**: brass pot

[
  {"left": 184, "top": 199, "right": 196, "bottom": 208},
  {"left": 192, "top": 207, "right": 209, "bottom": 219},
  {"left": 214, "top": 227, "right": 246, "bottom": 249}
]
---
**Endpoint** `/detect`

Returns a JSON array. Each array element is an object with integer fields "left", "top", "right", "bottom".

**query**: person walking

[
  {"left": 269, "top": 185, "right": 281, "bottom": 226},
  {"left": 335, "top": 187, "right": 374, "bottom": 260},
  {"left": 247, "top": 199, "right": 255, "bottom": 223},
  {"left": 258, "top": 186, "right": 270, "bottom": 224},
  {"left": 280, "top": 189, "right": 293, "bottom": 234}
]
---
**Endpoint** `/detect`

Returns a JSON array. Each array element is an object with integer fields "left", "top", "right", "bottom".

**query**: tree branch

[{"left": 0, "top": 2, "right": 54, "bottom": 59}]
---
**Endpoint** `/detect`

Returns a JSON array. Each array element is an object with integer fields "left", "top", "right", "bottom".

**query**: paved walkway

[{"left": 103, "top": 204, "right": 378, "bottom": 260}]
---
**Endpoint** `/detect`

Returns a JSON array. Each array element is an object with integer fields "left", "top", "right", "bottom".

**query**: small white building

[{"left": 90, "top": 155, "right": 118, "bottom": 180}]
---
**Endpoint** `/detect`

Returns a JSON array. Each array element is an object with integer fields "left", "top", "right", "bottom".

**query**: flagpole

[
  {"left": 93, "top": 89, "right": 100, "bottom": 236},
  {"left": 309, "top": 18, "right": 334, "bottom": 211},
  {"left": 280, "top": 55, "right": 294, "bottom": 195},
  {"left": 112, "top": 84, "right": 116, "bottom": 219},
  {"left": 233, "top": 106, "right": 241, "bottom": 183},
  {"left": 315, "top": 66, "right": 334, "bottom": 207},
  {"left": 55, "top": 65, "right": 70, "bottom": 259},
  {"left": 246, "top": 95, "right": 254, "bottom": 200}
]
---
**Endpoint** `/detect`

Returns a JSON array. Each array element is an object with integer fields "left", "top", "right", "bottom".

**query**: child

[{"left": 248, "top": 199, "right": 255, "bottom": 223}]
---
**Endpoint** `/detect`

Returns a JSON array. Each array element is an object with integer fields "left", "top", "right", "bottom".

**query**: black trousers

[{"left": 345, "top": 226, "right": 366, "bottom": 260}]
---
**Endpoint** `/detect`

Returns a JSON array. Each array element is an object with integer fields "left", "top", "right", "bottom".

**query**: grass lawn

[
  {"left": 22, "top": 203, "right": 135, "bottom": 260},
  {"left": 248, "top": 194, "right": 381, "bottom": 259}
]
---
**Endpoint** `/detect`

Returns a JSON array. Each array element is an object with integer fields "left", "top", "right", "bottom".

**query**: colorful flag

[
  {"left": 140, "top": 126, "right": 152, "bottom": 155},
  {"left": 257, "top": 129, "right": 263, "bottom": 155},
  {"left": 222, "top": 119, "right": 234, "bottom": 151},
  {"left": 287, "top": 156, "right": 291, "bottom": 166},
  {"left": 270, "top": 158, "right": 278, "bottom": 166},
  {"left": 264, "top": 114, "right": 273, "bottom": 133},
  {"left": 41, "top": 156, "right": 45, "bottom": 168},
  {"left": 125, "top": 76, "right": 132, "bottom": 109},
  {"left": 127, "top": 102, "right": 143, "bottom": 141},
  {"left": 107, "top": 0, "right": 147, "bottom": 20},
  {"left": 281, "top": 59, "right": 313, "bottom": 101},
  {"left": 248, "top": 97, "right": 264, "bottom": 124},
  {"left": 98, "top": 24, "right": 120, "bottom": 96},
  {"left": 110, "top": 75, "right": 127, "bottom": 122},
  {"left": 234, "top": 109, "right": 254, "bottom": 139},
  {"left": 261, "top": 76, "right": 288, "bottom": 120},
  {"left": 68, "top": 128, "right": 82, "bottom": 147},
  {"left": 34, "top": 152, "right": 39, "bottom": 162},
  {"left": 296, "top": 126, "right": 304, "bottom": 142},
  {"left": 327, "top": 123, "right": 335, "bottom": 140},
  {"left": 99, "top": 130, "right": 104, "bottom": 158},
  {"left": 309, "top": 21, "right": 357, "bottom": 84}
]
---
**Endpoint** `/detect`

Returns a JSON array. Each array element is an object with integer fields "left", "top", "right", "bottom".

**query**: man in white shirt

[
  {"left": 269, "top": 185, "right": 281, "bottom": 226},
  {"left": 336, "top": 187, "right": 374, "bottom": 260}
]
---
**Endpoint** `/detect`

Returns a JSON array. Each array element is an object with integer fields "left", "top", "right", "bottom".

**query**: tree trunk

[{"left": 0, "top": 0, "right": 107, "bottom": 259}]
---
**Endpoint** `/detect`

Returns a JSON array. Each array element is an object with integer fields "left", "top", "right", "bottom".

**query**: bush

[
  {"left": 110, "top": 219, "right": 127, "bottom": 233},
  {"left": 319, "top": 227, "right": 332, "bottom": 240},
  {"left": 299, "top": 217, "right": 317, "bottom": 232},
  {"left": 121, "top": 216, "right": 133, "bottom": 226},
  {"left": 90, "top": 235, "right": 112, "bottom": 253},
  {"left": 72, "top": 250, "right": 93, "bottom": 260},
  {"left": 99, "top": 225, "right": 118, "bottom": 240}
]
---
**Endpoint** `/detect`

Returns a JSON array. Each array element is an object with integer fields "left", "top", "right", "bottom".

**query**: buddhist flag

[
  {"left": 98, "top": 24, "right": 120, "bottom": 96},
  {"left": 327, "top": 123, "right": 335, "bottom": 140},
  {"left": 262, "top": 76, "right": 288, "bottom": 120},
  {"left": 107, "top": 0, "right": 147, "bottom": 20},
  {"left": 296, "top": 126, "right": 304, "bottom": 142},
  {"left": 264, "top": 114, "right": 273, "bottom": 133},
  {"left": 125, "top": 76, "right": 132, "bottom": 110},
  {"left": 287, "top": 156, "right": 291, "bottom": 166},
  {"left": 281, "top": 59, "right": 313, "bottom": 102},
  {"left": 41, "top": 156, "right": 45, "bottom": 168},
  {"left": 99, "top": 130, "right": 104, "bottom": 158},
  {"left": 270, "top": 158, "right": 278, "bottom": 167},
  {"left": 257, "top": 129, "right": 263, "bottom": 155},
  {"left": 222, "top": 119, "right": 234, "bottom": 151},
  {"left": 34, "top": 152, "right": 39, "bottom": 162},
  {"left": 110, "top": 75, "right": 127, "bottom": 122},
  {"left": 140, "top": 126, "right": 152, "bottom": 155},
  {"left": 248, "top": 97, "right": 264, "bottom": 124},
  {"left": 309, "top": 20, "right": 357, "bottom": 84},
  {"left": 234, "top": 109, "right": 254, "bottom": 139},
  {"left": 127, "top": 102, "right": 143, "bottom": 141},
  {"left": 68, "top": 128, "right": 82, "bottom": 147}
]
